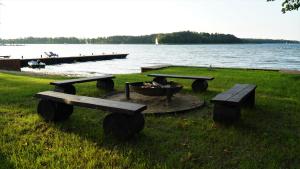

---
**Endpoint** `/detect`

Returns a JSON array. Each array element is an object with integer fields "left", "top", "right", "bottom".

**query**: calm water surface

[{"left": 0, "top": 44, "right": 299, "bottom": 76}]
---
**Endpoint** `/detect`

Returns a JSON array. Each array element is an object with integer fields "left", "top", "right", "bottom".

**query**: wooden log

[
  {"left": 103, "top": 113, "right": 134, "bottom": 140},
  {"left": 53, "top": 102, "right": 73, "bottom": 121},
  {"left": 192, "top": 80, "right": 208, "bottom": 92},
  {"left": 54, "top": 84, "right": 76, "bottom": 94},
  {"left": 128, "top": 113, "right": 145, "bottom": 134},
  {"left": 37, "top": 100, "right": 57, "bottom": 121},
  {"left": 153, "top": 77, "right": 167, "bottom": 85},
  {"left": 125, "top": 82, "right": 130, "bottom": 100},
  {"left": 37, "top": 99, "right": 73, "bottom": 122},
  {"left": 97, "top": 79, "right": 114, "bottom": 91}
]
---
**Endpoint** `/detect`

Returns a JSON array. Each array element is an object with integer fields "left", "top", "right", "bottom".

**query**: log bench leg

[
  {"left": 244, "top": 90, "right": 255, "bottom": 108},
  {"left": 153, "top": 77, "right": 167, "bottom": 85},
  {"left": 125, "top": 82, "right": 130, "bottom": 100},
  {"left": 97, "top": 79, "right": 114, "bottom": 91},
  {"left": 103, "top": 113, "right": 145, "bottom": 140},
  {"left": 54, "top": 84, "right": 76, "bottom": 94},
  {"left": 213, "top": 103, "right": 241, "bottom": 124},
  {"left": 37, "top": 99, "right": 73, "bottom": 122},
  {"left": 128, "top": 113, "right": 145, "bottom": 134},
  {"left": 192, "top": 80, "right": 208, "bottom": 92}
]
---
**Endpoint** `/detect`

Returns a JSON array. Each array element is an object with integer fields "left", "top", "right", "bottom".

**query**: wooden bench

[
  {"left": 35, "top": 91, "right": 147, "bottom": 140},
  {"left": 211, "top": 84, "right": 257, "bottom": 123},
  {"left": 147, "top": 74, "right": 214, "bottom": 92},
  {"left": 50, "top": 75, "right": 115, "bottom": 94}
]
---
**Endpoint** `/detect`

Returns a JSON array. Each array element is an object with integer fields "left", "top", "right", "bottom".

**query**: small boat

[
  {"left": 0, "top": 55, "right": 10, "bottom": 59},
  {"left": 28, "top": 60, "right": 46, "bottom": 69},
  {"left": 44, "top": 51, "right": 59, "bottom": 57}
]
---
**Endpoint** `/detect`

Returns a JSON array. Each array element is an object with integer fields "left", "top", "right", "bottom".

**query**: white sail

[{"left": 155, "top": 37, "right": 159, "bottom": 45}]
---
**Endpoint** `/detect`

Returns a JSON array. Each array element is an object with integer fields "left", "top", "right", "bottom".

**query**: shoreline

[{"left": 2, "top": 65, "right": 300, "bottom": 77}]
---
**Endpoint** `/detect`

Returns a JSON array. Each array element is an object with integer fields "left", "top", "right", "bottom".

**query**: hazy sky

[{"left": 0, "top": 0, "right": 299, "bottom": 40}]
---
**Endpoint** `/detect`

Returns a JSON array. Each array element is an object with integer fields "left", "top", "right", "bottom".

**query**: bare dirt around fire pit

[{"left": 105, "top": 92, "right": 204, "bottom": 115}]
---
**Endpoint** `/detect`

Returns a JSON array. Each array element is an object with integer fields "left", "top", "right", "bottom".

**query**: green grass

[{"left": 0, "top": 67, "right": 300, "bottom": 169}]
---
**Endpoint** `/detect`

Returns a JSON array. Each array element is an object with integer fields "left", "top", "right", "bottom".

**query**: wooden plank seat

[
  {"left": 211, "top": 84, "right": 257, "bottom": 123},
  {"left": 147, "top": 74, "right": 214, "bottom": 92},
  {"left": 50, "top": 75, "right": 115, "bottom": 94},
  {"left": 35, "top": 91, "right": 147, "bottom": 140}
]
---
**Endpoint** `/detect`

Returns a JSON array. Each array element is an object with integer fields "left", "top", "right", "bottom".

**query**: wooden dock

[
  {"left": 0, "top": 54, "right": 128, "bottom": 71},
  {"left": 20, "top": 54, "right": 128, "bottom": 67}
]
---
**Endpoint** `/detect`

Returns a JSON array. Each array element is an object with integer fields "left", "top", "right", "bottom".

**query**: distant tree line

[
  {"left": 90, "top": 35, "right": 156, "bottom": 44},
  {"left": 158, "top": 31, "right": 242, "bottom": 44},
  {"left": 0, "top": 31, "right": 298, "bottom": 44},
  {"left": 0, "top": 35, "right": 157, "bottom": 44},
  {"left": 242, "top": 38, "right": 299, "bottom": 43},
  {"left": 0, "top": 37, "right": 84, "bottom": 44}
]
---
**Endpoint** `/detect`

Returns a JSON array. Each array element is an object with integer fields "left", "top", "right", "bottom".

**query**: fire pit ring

[{"left": 129, "top": 81, "right": 183, "bottom": 97}]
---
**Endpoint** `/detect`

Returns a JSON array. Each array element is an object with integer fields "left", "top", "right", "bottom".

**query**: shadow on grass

[
  {"left": 50, "top": 108, "right": 189, "bottom": 167},
  {"left": 52, "top": 109, "right": 159, "bottom": 143},
  {"left": 0, "top": 152, "right": 15, "bottom": 169},
  {"left": 287, "top": 74, "right": 300, "bottom": 80},
  {"left": 228, "top": 102, "right": 297, "bottom": 139}
]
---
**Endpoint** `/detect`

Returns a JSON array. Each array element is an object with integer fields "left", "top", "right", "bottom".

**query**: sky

[{"left": 0, "top": 0, "right": 299, "bottom": 40}]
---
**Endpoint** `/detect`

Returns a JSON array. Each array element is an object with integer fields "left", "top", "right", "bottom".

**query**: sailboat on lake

[{"left": 155, "top": 37, "right": 159, "bottom": 45}]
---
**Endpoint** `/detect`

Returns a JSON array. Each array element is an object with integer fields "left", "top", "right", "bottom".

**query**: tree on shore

[{"left": 268, "top": 0, "right": 300, "bottom": 13}]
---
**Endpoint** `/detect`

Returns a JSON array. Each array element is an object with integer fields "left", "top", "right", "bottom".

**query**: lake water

[{"left": 0, "top": 44, "right": 299, "bottom": 76}]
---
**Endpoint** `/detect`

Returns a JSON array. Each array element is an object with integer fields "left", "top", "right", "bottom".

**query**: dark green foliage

[
  {"left": 242, "top": 38, "right": 300, "bottom": 43},
  {"left": 268, "top": 0, "right": 300, "bottom": 13},
  {"left": 158, "top": 31, "right": 243, "bottom": 44},
  {"left": 93, "top": 35, "right": 156, "bottom": 44},
  {"left": 0, "top": 37, "right": 83, "bottom": 44},
  {"left": 0, "top": 35, "right": 157, "bottom": 45}
]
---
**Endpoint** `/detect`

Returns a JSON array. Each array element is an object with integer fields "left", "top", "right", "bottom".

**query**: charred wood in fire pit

[
  {"left": 153, "top": 77, "right": 168, "bottom": 85},
  {"left": 129, "top": 81, "right": 183, "bottom": 97}
]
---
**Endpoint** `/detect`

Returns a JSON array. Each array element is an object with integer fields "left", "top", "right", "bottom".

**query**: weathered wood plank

[
  {"left": 211, "top": 84, "right": 256, "bottom": 104},
  {"left": 50, "top": 75, "right": 115, "bottom": 85},
  {"left": 213, "top": 84, "right": 251, "bottom": 101},
  {"left": 225, "top": 84, "right": 249, "bottom": 94},
  {"left": 212, "top": 93, "right": 235, "bottom": 102},
  {"left": 227, "top": 85, "right": 256, "bottom": 103},
  {"left": 148, "top": 74, "right": 214, "bottom": 80},
  {"left": 35, "top": 91, "right": 147, "bottom": 114}
]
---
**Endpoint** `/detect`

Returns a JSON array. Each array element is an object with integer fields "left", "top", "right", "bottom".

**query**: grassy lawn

[{"left": 0, "top": 67, "right": 300, "bottom": 169}]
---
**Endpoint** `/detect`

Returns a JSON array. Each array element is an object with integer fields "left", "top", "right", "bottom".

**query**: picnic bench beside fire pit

[
  {"left": 147, "top": 74, "right": 214, "bottom": 92},
  {"left": 35, "top": 91, "right": 147, "bottom": 140},
  {"left": 50, "top": 75, "right": 115, "bottom": 94},
  {"left": 211, "top": 84, "right": 257, "bottom": 123}
]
